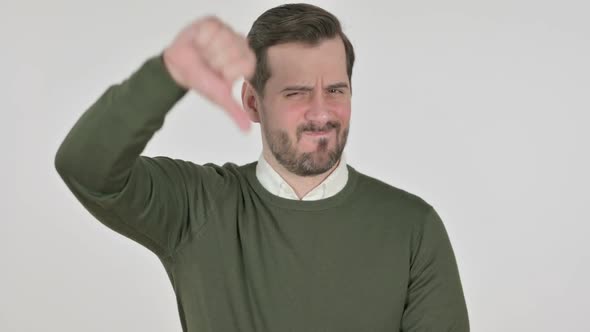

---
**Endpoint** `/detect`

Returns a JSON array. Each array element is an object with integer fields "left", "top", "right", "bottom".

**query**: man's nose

[{"left": 305, "top": 91, "right": 331, "bottom": 123}]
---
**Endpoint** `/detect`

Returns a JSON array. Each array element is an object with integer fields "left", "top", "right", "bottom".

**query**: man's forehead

[
  {"left": 267, "top": 37, "right": 345, "bottom": 64},
  {"left": 265, "top": 37, "right": 348, "bottom": 85}
]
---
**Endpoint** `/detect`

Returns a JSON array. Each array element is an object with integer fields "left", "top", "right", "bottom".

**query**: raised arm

[{"left": 54, "top": 16, "right": 255, "bottom": 259}]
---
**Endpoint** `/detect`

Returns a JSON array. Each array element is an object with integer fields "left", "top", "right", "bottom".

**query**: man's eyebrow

[
  {"left": 326, "top": 82, "right": 350, "bottom": 90},
  {"left": 280, "top": 82, "right": 350, "bottom": 93},
  {"left": 281, "top": 85, "right": 314, "bottom": 93}
]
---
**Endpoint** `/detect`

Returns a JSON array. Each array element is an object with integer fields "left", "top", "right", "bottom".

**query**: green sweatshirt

[{"left": 54, "top": 53, "right": 469, "bottom": 331}]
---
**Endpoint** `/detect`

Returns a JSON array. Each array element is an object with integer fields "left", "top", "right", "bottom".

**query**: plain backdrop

[{"left": 1, "top": 0, "right": 588, "bottom": 331}]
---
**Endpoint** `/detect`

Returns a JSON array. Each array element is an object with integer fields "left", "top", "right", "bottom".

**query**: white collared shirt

[{"left": 255, "top": 152, "right": 349, "bottom": 201}]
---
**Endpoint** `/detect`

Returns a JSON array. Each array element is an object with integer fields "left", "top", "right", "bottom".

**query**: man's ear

[{"left": 241, "top": 81, "right": 261, "bottom": 123}]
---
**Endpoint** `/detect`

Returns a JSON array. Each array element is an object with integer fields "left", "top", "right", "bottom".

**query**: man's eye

[
  {"left": 329, "top": 89, "right": 343, "bottom": 94},
  {"left": 286, "top": 92, "right": 299, "bottom": 97}
]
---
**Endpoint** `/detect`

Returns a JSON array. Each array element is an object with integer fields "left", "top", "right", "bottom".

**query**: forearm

[{"left": 54, "top": 53, "right": 188, "bottom": 193}]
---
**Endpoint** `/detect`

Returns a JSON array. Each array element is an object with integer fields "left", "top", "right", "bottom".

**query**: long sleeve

[
  {"left": 401, "top": 206, "right": 470, "bottom": 331},
  {"left": 54, "top": 53, "right": 187, "bottom": 193},
  {"left": 54, "top": 54, "right": 234, "bottom": 259}
]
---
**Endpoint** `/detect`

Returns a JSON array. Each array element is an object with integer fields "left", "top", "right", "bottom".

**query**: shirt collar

[{"left": 256, "top": 151, "right": 349, "bottom": 201}]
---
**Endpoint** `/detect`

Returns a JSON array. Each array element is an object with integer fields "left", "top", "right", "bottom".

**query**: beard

[{"left": 263, "top": 120, "right": 349, "bottom": 177}]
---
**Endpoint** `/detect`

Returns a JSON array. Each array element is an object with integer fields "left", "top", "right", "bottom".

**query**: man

[{"left": 55, "top": 3, "right": 469, "bottom": 331}]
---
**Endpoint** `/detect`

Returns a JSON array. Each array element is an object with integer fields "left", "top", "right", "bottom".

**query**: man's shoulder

[
  {"left": 351, "top": 165, "right": 433, "bottom": 213},
  {"left": 139, "top": 156, "right": 253, "bottom": 188},
  {"left": 145, "top": 156, "right": 248, "bottom": 171}
]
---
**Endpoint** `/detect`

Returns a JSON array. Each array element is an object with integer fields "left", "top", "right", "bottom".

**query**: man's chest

[{"left": 169, "top": 212, "right": 412, "bottom": 331}]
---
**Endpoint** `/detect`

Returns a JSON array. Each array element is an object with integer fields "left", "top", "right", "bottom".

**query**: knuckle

[
  {"left": 194, "top": 17, "right": 225, "bottom": 46},
  {"left": 200, "top": 15, "right": 221, "bottom": 27},
  {"left": 218, "top": 28, "right": 235, "bottom": 44}
]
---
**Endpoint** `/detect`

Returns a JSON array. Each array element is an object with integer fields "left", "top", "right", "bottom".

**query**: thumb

[{"left": 185, "top": 63, "right": 251, "bottom": 131}]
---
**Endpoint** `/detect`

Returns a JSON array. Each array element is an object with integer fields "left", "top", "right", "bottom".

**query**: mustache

[
  {"left": 295, "top": 121, "right": 341, "bottom": 142},
  {"left": 298, "top": 121, "right": 340, "bottom": 134}
]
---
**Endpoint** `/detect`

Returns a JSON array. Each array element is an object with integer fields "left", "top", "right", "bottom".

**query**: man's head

[{"left": 241, "top": 3, "right": 355, "bottom": 177}]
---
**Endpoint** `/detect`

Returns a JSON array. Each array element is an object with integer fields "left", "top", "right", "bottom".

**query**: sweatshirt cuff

[{"left": 143, "top": 52, "right": 189, "bottom": 100}]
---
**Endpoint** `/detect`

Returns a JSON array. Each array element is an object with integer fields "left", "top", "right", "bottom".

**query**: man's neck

[{"left": 262, "top": 150, "right": 341, "bottom": 200}]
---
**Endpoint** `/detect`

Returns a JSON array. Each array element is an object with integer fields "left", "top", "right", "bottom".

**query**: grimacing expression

[{"left": 259, "top": 37, "right": 352, "bottom": 176}]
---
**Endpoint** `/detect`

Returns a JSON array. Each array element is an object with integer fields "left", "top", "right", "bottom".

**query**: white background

[{"left": 1, "top": 0, "right": 588, "bottom": 331}]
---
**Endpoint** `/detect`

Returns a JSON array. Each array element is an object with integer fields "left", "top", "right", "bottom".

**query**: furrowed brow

[
  {"left": 280, "top": 85, "right": 314, "bottom": 93},
  {"left": 326, "top": 82, "right": 349, "bottom": 90},
  {"left": 280, "top": 82, "right": 349, "bottom": 93}
]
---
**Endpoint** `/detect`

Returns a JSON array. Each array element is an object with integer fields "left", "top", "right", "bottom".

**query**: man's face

[{"left": 258, "top": 37, "right": 351, "bottom": 177}]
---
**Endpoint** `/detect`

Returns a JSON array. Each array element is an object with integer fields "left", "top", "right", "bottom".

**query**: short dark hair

[{"left": 246, "top": 3, "right": 355, "bottom": 97}]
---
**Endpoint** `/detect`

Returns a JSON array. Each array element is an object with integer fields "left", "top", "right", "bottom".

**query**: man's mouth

[{"left": 304, "top": 129, "right": 332, "bottom": 136}]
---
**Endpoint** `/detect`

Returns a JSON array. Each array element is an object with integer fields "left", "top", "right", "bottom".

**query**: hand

[{"left": 163, "top": 16, "right": 256, "bottom": 131}]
